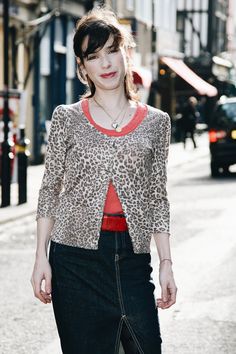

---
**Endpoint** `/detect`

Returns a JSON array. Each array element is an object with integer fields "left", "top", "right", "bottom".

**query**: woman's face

[{"left": 78, "top": 35, "right": 128, "bottom": 92}]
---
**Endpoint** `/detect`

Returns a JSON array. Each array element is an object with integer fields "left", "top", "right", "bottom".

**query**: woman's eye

[
  {"left": 87, "top": 55, "right": 97, "bottom": 60},
  {"left": 108, "top": 48, "right": 118, "bottom": 54}
]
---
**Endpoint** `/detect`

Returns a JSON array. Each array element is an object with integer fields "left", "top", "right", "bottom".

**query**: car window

[{"left": 213, "top": 103, "right": 236, "bottom": 127}]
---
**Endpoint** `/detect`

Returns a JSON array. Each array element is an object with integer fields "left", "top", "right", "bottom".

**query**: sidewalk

[
  {"left": 0, "top": 133, "right": 209, "bottom": 225},
  {"left": 0, "top": 164, "right": 45, "bottom": 224}
]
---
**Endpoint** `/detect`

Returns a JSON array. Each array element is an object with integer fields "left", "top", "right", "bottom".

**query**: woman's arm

[
  {"left": 31, "top": 105, "right": 68, "bottom": 304},
  {"left": 35, "top": 217, "right": 55, "bottom": 258},
  {"left": 153, "top": 232, "right": 177, "bottom": 309},
  {"left": 31, "top": 216, "right": 55, "bottom": 304},
  {"left": 31, "top": 218, "right": 55, "bottom": 304},
  {"left": 150, "top": 112, "right": 177, "bottom": 309},
  {"left": 36, "top": 105, "right": 68, "bottom": 220}
]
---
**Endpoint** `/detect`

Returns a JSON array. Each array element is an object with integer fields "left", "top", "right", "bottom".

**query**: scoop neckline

[{"left": 80, "top": 98, "right": 148, "bottom": 137}]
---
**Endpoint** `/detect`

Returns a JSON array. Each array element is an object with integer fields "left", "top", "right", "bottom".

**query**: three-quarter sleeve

[
  {"left": 36, "top": 105, "right": 68, "bottom": 221},
  {"left": 150, "top": 112, "right": 171, "bottom": 235}
]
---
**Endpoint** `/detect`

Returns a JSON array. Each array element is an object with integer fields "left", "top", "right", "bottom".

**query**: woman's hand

[
  {"left": 156, "top": 261, "right": 177, "bottom": 309},
  {"left": 30, "top": 255, "right": 52, "bottom": 304}
]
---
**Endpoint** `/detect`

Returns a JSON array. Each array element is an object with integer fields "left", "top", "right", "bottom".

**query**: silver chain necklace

[{"left": 93, "top": 96, "right": 129, "bottom": 132}]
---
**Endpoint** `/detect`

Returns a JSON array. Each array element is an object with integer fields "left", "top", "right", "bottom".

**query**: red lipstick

[{"left": 100, "top": 72, "right": 117, "bottom": 78}]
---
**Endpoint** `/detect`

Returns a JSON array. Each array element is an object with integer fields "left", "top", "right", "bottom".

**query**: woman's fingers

[
  {"left": 157, "top": 282, "right": 177, "bottom": 309},
  {"left": 156, "top": 297, "right": 170, "bottom": 309},
  {"left": 31, "top": 276, "right": 47, "bottom": 304},
  {"left": 169, "top": 284, "right": 177, "bottom": 305},
  {"left": 30, "top": 258, "right": 52, "bottom": 304},
  {"left": 156, "top": 298, "right": 164, "bottom": 308},
  {"left": 161, "top": 287, "right": 169, "bottom": 303},
  {"left": 40, "top": 290, "right": 52, "bottom": 303},
  {"left": 30, "top": 275, "right": 52, "bottom": 304},
  {"left": 45, "top": 273, "right": 52, "bottom": 295}
]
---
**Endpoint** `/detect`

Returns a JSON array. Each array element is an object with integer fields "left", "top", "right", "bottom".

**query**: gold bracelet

[{"left": 159, "top": 258, "right": 173, "bottom": 266}]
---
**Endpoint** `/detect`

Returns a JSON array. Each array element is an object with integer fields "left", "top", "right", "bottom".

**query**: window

[
  {"left": 126, "top": 0, "right": 134, "bottom": 11},
  {"left": 217, "top": 103, "right": 236, "bottom": 122},
  {"left": 135, "top": 0, "right": 152, "bottom": 23}
]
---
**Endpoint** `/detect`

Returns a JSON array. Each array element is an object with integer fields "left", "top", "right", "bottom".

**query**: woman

[{"left": 30, "top": 7, "right": 177, "bottom": 354}]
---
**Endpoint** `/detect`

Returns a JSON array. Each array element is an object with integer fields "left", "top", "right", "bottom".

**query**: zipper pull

[{"left": 115, "top": 254, "right": 119, "bottom": 261}]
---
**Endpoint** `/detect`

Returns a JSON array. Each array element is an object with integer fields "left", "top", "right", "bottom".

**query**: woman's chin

[{"left": 97, "top": 81, "right": 123, "bottom": 91}]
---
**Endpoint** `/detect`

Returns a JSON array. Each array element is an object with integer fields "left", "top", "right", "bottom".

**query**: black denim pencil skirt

[{"left": 49, "top": 229, "right": 162, "bottom": 354}]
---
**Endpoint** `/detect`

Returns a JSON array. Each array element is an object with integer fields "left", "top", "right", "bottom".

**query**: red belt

[{"left": 101, "top": 214, "right": 128, "bottom": 231}]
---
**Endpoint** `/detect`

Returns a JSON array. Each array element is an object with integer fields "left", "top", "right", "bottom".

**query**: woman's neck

[{"left": 93, "top": 87, "right": 129, "bottom": 109}]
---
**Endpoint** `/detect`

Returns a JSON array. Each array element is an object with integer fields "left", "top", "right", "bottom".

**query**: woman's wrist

[
  {"left": 35, "top": 251, "right": 48, "bottom": 260},
  {"left": 35, "top": 245, "right": 48, "bottom": 259},
  {"left": 159, "top": 258, "right": 172, "bottom": 266}
]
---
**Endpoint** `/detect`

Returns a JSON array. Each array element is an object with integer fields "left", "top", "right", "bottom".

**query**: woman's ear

[{"left": 76, "top": 58, "right": 87, "bottom": 76}]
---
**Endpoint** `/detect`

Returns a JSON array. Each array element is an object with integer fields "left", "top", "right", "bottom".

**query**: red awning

[
  {"left": 161, "top": 57, "right": 218, "bottom": 97},
  {"left": 132, "top": 67, "right": 152, "bottom": 89}
]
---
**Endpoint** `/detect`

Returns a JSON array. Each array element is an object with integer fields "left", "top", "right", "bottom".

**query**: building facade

[
  {"left": 155, "top": 0, "right": 236, "bottom": 127},
  {"left": 1, "top": 0, "right": 236, "bottom": 163},
  {"left": 0, "top": 0, "right": 94, "bottom": 163},
  {"left": 176, "top": 0, "right": 235, "bottom": 100}
]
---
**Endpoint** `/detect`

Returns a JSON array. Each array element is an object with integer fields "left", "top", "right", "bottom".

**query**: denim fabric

[{"left": 49, "top": 229, "right": 162, "bottom": 354}]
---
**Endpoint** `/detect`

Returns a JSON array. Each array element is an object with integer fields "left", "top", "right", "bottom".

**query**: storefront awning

[{"left": 161, "top": 57, "right": 218, "bottom": 97}]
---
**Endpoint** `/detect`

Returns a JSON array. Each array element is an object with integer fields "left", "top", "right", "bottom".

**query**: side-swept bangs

[{"left": 74, "top": 22, "right": 123, "bottom": 62}]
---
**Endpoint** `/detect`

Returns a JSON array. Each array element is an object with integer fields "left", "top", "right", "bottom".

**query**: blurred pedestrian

[
  {"left": 30, "top": 7, "right": 177, "bottom": 354},
  {"left": 197, "top": 96, "right": 207, "bottom": 124},
  {"left": 180, "top": 96, "right": 199, "bottom": 149}
]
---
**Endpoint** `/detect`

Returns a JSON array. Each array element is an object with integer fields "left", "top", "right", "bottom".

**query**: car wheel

[{"left": 211, "top": 162, "right": 220, "bottom": 177}]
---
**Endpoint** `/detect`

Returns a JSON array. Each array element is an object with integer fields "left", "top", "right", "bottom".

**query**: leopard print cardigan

[{"left": 36, "top": 100, "right": 171, "bottom": 254}]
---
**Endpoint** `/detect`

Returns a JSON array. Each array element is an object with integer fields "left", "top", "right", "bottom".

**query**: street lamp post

[
  {"left": 151, "top": 0, "right": 157, "bottom": 79},
  {"left": 1, "top": 0, "right": 11, "bottom": 207}
]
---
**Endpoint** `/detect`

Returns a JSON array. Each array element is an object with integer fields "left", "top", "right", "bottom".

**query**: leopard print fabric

[{"left": 36, "top": 100, "right": 171, "bottom": 254}]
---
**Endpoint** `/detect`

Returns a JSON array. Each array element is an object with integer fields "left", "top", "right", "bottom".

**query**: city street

[
  {"left": 0, "top": 135, "right": 236, "bottom": 354},
  {"left": 1, "top": 0, "right": 236, "bottom": 353},
  {"left": 152, "top": 147, "right": 236, "bottom": 354}
]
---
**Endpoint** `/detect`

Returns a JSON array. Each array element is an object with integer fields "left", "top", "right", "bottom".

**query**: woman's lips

[{"left": 100, "top": 72, "right": 117, "bottom": 78}]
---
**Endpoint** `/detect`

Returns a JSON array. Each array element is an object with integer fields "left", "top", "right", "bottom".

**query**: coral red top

[{"left": 81, "top": 98, "right": 148, "bottom": 214}]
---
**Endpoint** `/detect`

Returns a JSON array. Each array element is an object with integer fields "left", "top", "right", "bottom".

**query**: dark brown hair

[{"left": 73, "top": 7, "right": 139, "bottom": 101}]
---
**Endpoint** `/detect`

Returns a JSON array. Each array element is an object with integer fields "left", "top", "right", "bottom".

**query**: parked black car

[{"left": 209, "top": 96, "right": 236, "bottom": 177}]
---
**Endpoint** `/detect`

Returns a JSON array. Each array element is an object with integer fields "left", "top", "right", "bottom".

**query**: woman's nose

[{"left": 100, "top": 54, "right": 111, "bottom": 68}]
